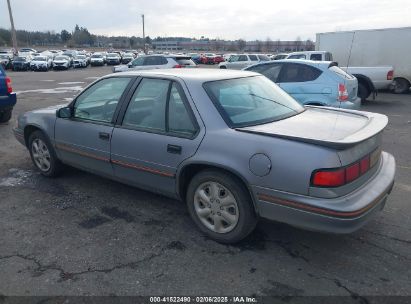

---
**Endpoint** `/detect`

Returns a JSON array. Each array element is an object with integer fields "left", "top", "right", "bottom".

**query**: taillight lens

[
  {"left": 387, "top": 70, "right": 394, "bottom": 80},
  {"left": 173, "top": 64, "right": 183, "bottom": 68},
  {"left": 311, "top": 150, "right": 380, "bottom": 188},
  {"left": 338, "top": 83, "right": 348, "bottom": 101},
  {"left": 6, "top": 76, "right": 13, "bottom": 94},
  {"left": 312, "top": 169, "right": 345, "bottom": 187}
]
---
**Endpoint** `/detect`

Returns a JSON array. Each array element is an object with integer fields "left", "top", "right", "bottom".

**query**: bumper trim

[{"left": 257, "top": 181, "right": 393, "bottom": 219}]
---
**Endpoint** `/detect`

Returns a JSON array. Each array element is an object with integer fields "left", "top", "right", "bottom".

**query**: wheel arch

[
  {"left": 23, "top": 124, "right": 48, "bottom": 148},
  {"left": 352, "top": 74, "right": 375, "bottom": 93},
  {"left": 176, "top": 162, "right": 259, "bottom": 214}
]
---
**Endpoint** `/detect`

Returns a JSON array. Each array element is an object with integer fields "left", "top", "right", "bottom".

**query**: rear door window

[
  {"left": 143, "top": 56, "right": 167, "bottom": 66},
  {"left": 279, "top": 63, "right": 322, "bottom": 83},
  {"left": 248, "top": 63, "right": 282, "bottom": 82},
  {"left": 248, "top": 55, "right": 258, "bottom": 61},
  {"left": 287, "top": 54, "right": 306, "bottom": 59},
  {"left": 238, "top": 55, "right": 248, "bottom": 62}
]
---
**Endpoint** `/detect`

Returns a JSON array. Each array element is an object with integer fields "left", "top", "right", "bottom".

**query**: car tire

[
  {"left": 0, "top": 108, "right": 12, "bottom": 123},
  {"left": 28, "top": 131, "right": 63, "bottom": 177},
  {"left": 393, "top": 78, "right": 410, "bottom": 94},
  {"left": 358, "top": 82, "right": 370, "bottom": 102},
  {"left": 220, "top": 66, "right": 227, "bottom": 69},
  {"left": 186, "top": 169, "right": 257, "bottom": 244}
]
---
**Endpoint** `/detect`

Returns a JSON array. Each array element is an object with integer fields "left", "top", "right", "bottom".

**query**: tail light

[
  {"left": 5, "top": 76, "right": 13, "bottom": 94},
  {"left": 338, "top": 83, "right": 348, "bottom": 101},
  {"left": 387, "top": 70, "right": 394, "bottom": 80},
  {"left": 173, "top": 64, "right": 183, "bottom": 68},
  {"left": 311, "top": 150, "right": 380, "bottom": 188}
]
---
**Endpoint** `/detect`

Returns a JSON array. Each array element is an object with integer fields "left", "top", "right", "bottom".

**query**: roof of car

[
  {"left": 246, "top": 59, "right": 335, "bottom": 69},
  {"left": 107, "top": 68, "right": 259, "bottom": 83}
]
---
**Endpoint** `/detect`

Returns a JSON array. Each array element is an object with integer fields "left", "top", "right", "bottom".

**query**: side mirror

[
  {"left": 127, "top": 62, "right": 132, "bottom": 68},
  {"left": 56, "top": 107, "right": 72, "bottom": 118}
]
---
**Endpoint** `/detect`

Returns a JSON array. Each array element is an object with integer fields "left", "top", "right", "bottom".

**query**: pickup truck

[
  {"left": 285, "top": 51, "right": 394, "bottom": 101},
  {"left": 0, "top": 65, "right": 16, "bottom": 123}
]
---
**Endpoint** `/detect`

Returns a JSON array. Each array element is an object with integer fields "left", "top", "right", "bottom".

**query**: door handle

[
  {"left": 167, "top": 144, "right": 182, "bottom": 154},
  {"left": 99, "top": 132, "right": 110, "bottom": 141}
]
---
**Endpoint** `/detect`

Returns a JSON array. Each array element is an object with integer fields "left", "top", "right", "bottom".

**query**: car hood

[
  {"left": 236, "top": 106, "right": 388, "bottom": 149},
  {"left": 31, "top": 104, "right": 68, "bottom": 115}
]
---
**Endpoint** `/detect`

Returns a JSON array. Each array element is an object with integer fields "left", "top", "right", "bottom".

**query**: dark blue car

[{"left": 0, "top": 65, "right": 16, "bottom": 123}]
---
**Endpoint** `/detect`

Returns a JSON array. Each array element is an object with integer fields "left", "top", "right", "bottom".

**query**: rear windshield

[
  {"left": 329, "top": 66, "right": 354, "bottom": 79},
  {"left": 203, "top": 76, "right": 304, "bottom": 128},
  {"left": 175, "top": 57, "right": 196, "bottom": 66}
]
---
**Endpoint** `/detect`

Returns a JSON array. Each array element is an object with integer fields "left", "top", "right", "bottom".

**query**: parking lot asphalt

[{"left": 0, "top": 66, "right": 410, "bottom": 298}]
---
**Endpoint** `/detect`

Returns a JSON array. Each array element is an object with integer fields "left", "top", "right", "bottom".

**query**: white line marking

[{"left": 15, "top": 86, "right": 84, "bottom": 95}]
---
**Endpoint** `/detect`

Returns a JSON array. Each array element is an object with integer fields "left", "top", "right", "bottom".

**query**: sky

[{"left": 1, "top": 0, "right": 410, "bottom": 41}]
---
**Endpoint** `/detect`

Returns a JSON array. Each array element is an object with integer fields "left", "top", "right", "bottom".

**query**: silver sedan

[{"left": 14, "top": 69, "right": 396, "bottom": 243}]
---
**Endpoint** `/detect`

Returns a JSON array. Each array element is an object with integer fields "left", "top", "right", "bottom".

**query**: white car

[
  {"left": 30, "top": 56, "right": 51, "bottom": 71},
  {"left": 52, "top": 56, "right": 71, "bottom": 70},
  {"left": 90, "top": 53, "right": 105, "bottom": 66},
  {"left": 113, "top": 55, "right": 196, "bottom": 73},
  {"left": 73, "top": 55, "right": 88, "bottom": 68},
  {"left": 219, "top": 54, "right": 270, "bottom": 70}
]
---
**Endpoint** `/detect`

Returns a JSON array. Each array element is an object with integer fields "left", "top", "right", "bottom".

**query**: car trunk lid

[{"left": 236, "top": 107, "right": 387, "bottom": 151}]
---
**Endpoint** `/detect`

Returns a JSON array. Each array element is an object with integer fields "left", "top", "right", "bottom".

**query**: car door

[
  {"left": 54, "top": 76, "right": 134, "bottom": 177},
  {"left": 110, "top": 77, "right": 204, "bottom": 196},
  {"left": 277, "top": 63, "right": 323, "bottom": 104}
]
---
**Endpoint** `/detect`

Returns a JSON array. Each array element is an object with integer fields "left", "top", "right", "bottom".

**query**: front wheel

[
  {"left": 186, "top": 170, "right": 257, "bottom": 243},
  {"left": 29, "top": 131, "right": 63, "bottom": 177}
]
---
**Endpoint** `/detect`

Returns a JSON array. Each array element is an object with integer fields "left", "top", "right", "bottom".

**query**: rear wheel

[
  {"left": 0, "top": 108, "right": 12, "bottom": 123},
  {"left": 358, "top": 82, "right": 370, "bottom": 101},
  {"left": 220, "top": 66, "right": 227, "bottom": 69},
  {"left": 28, "top": 131, "right": 63, "bottom": 177},
  {"left": 186, "top": 170, "right": 257, "bottom": 243},
  {"left": 393, "top": 78, "right": 410, "bottom": 94}
]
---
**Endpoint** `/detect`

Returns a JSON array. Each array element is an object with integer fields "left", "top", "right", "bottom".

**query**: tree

[
  {"left": 61, "top": 30, "right": 71, "bottom": 43},
  {"left": 264, "top": 37, "right": 272, "bottom": 52},
  {"left": 237, "top": 39, "right": 246, "bottom": 51},
  {"left": 305, "top": 39, "right": 315, "bottom": 51},
  {"left": 255, "top": 40, "right": 263, "bottom": 52}
]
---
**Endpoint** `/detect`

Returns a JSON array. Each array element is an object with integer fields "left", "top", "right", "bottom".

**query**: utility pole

[
  {"left": 141, "top": 14, "right": 146, "bottom": 54},
  {"left": 6, "top": 0, "right": 18, "bottom": 54}
]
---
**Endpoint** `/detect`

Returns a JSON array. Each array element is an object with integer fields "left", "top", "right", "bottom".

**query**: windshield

[
  {"left": 55, "top": 56, "right": 67, "bottom": 61},
  {"left": 76, "top": 55, "right": 86, "bottom": 59},
  {"left": 91, "top": 55, "right": 102, "bottom": 58},
  {"left": 203, "top": 76, "right": 304, "bottom": 128},
  {"left": 0, "top": 55, "right": 8, "bottom": 59},
  {"left": 34, "top": 57, "right": 47, "bottom": 61},
  {"left": 14, "top": 57, "right": 26, "bottom": 61},
  {"left": 107, "top": 53, "right": 118, "bottom": 57}
]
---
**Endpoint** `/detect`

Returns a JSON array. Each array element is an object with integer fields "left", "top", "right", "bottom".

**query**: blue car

[
  {"left": 0, "top": 65, "right": 16, "bottom": 123},
  {"left": 245, "top": 59, "right": 361, "bottom": 109}
]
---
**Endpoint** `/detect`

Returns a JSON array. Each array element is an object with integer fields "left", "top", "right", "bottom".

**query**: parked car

[
  {"left": 214, "top": 55, "right": 225, "bottom": 64},
  {"left": 0, "top": 65, "right": 16, "bottom": 123},
  {"left": 113, "top": 55, "right": 196, "bottom": 73},
  {"left": 0, "top": 54, "right": 13, "bottom": 70},
  {"left": 219, "top": 54, "right": 270, "bottom": 69},
  {"left": 285, "top": 51, "right": 394, "bottom": 101},
  {"left": 189, "top": 53, "right": 202, "bottom": 64},
  {"left": 12, "top": 56, "right": 31, "bottom": 71},
  {"left": 13, "top": 69, "right": 396, "bottom": 243},
  {"left": 245, "top": 60, "right": 361, "bottom": 109},
  {"left": 106, "top": 53, "right": 121, "bottom": 65},
  {"left": 52, "top": 56, "right": 71, "bottom": 70},
  {"left": 90, "top": 53, "right": 105, "bottom": 66},
  {"left": 201, "top": 53, "right": 217, "bottom": 64},
  {"left": 30, "top": 56, "right": 52, "bottom": 71},
  {"left": 121, "top": 53, "right": 135, "bottom": 64},
  {"left": 271, "top": 53, "right": 288, "bottom": 60},
  {"left": 73, "top": 55, "right": 88, "bottom": 68},
  {"left": 223, "top": 54, "right": 236, "bottom": 61}
]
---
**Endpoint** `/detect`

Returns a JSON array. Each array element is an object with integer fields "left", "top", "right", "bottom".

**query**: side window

[
  {"left": 250, "top": 64, "right": 282, "bottom": 82},
  {"left": 238, "top": 55, "right": 248, "bottom": 62},
  {"left": 279, "top": 63, "right": 322, "bottom": 83},
  {"left": 131, "top": 57, "right": 144, "bottom": 66},
  {"left": 73, "top": 77, "right": 131, "bottom": 123},
  {"left": 310, "top": 54, "right": 323, "bottom": 61},
  {"left": 122, "top": 78, "right": 170, "bottom": 132},
  {"left": 144, "top": 56, "right": 166, "bottom": 66},
  {"left": 248, "top": 55, "right": 258, "bottom": 61},
  {"left": 168, "top": 83, "right": 196, "bottom": 137}
]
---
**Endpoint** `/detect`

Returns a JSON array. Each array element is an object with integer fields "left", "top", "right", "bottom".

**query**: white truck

[
  {"left": 285, "top": 51, "right": 394, "bottom": 101},
  {"left": 316, "top": 27, "right": 411, "bottom": 94}
]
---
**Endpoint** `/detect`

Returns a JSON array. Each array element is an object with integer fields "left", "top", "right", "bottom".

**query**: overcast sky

[{"left": 0, "top": 0, "right": 410, "bottom": 40}]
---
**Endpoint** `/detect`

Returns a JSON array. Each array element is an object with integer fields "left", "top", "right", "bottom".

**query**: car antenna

[{"left": 346, "top": 31, "right": 356, "bottom": 74}]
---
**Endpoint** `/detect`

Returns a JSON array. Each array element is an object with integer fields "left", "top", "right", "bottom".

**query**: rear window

[
  {"left": 175, "top": 57, "right": 196, "bottom": 66},
  {"left": 310, "top": 54, "right": 323, "bottom": 61},
  {"left": 203, "top": 76, "right": 304, "bottom": 128},
  {"left": 329, "top": 66, "right": 354, "bottom": 79},
  {"left": 258, "top": 55, "right": 270, "bottom": 61},
  {"left": 249, "top": 55, "right": 258, "bottom": 61}
]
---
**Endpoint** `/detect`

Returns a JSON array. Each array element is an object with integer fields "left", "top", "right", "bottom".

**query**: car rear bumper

[
  {"left": 0, "top": 93, "right": 17, "bottom": 109},
  {"left": 339, "top": 97, "right": 361, "bottom": 110},
  {"left": 253, "top": 151, "right": 395, "bottom": 233}
]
